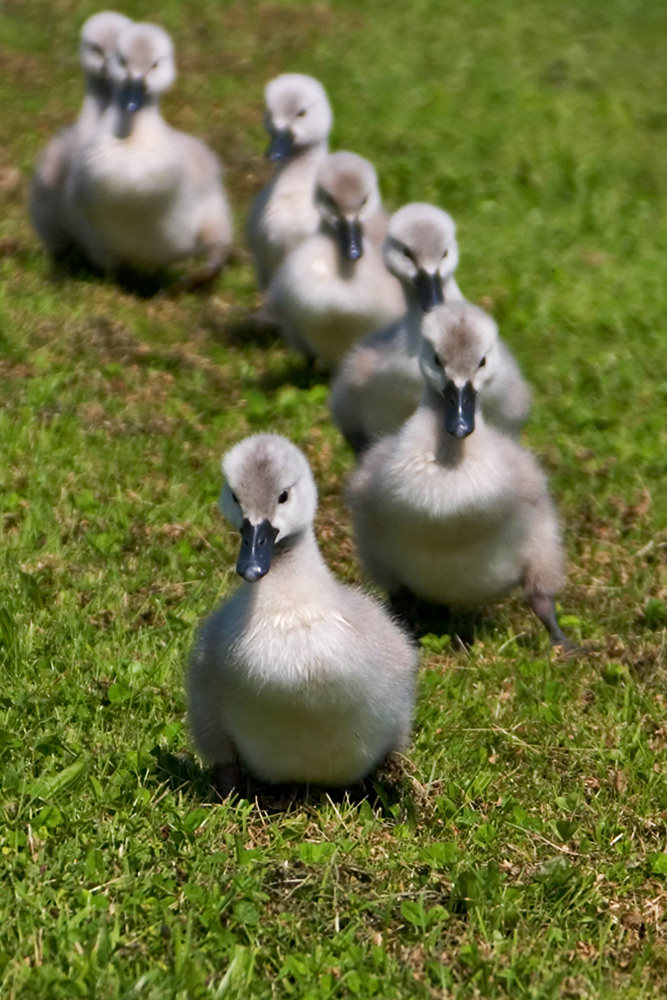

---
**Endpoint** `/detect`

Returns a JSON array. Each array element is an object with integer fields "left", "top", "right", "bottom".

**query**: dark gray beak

[
  {"left": 266, "top": 129, "right": 293, "bottom": 162},
  {"left": 414, "top": 269, "right": 445, "bottom": 312},
  {"left": 444, "top": 380, "right": 476, "bottom": 438},
  {"left": 236, "top": 518, "right": 278, "bottom": 582},
  {"left": 118, "top": 78, "right": 146, "bottom": 113},
  {"left": 339, "top": 219, "right": 363, "bottom": 261}
]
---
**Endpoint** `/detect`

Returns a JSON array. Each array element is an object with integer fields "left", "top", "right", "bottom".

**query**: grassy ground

[{"left": 1, "top": 0, "right": 667, "bottom": 996}]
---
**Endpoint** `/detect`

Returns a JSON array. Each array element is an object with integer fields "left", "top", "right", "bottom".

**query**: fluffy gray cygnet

[
  {"left": 188, "top": 434, "right": 417, "bottom": 794},
  {"left": 331, "top": 202, "right": 530, "bottom": 454},
  {"left": 246, "top": 73, "right": 333, "bottom": 290},
  {"left": 29, "top": 11, "right": 133, "bottom": 256},
  {"left": 347, "top": 302, "right": 572, "bottom": 649},
  {"left": 266, "top": 151, "right": 406, "bottom": 368},
  {"left": 67, "top": 21, "right": 232, "bottom": 288}
]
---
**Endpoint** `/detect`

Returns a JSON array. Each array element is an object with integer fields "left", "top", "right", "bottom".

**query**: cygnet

[
  {"left": 67, "top": 21, "right": 232, "bottom": 288},
  {"left": 331, "top": 202, "right": 530, "bottom": 454},
  {"left": 246, "top": 73, "right": 333, "bottom": 289},
  {"left": 347, "top": 302, "right": 572, "bottom": 648},
  {"left": 188, "top": 434, "right": 417, "bottom": 793},
  {"left": 29, "top": 10, "right": 133, "bottom": 256},
  {"left": 266, "top": 151, "right": 406, "bottom": 368}
]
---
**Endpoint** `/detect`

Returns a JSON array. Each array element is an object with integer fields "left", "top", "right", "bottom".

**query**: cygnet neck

[
  {"left": 78, "top": 78, "right": 112, "bottom": 131},
  {"left": 85, "top": 73, "right": 113, "bottom": 106},
  {"left": 244, "top": 525, "right": 332, "bottom": 600},
  {"left": 421, "top": 381, "right": 486, "bottom": 466},
  {"left": 274, "top": 526, "right": 327, "bottom": 571},
  {"left": 403, "top": 299, "right": 425, "bottom": 354},
  {"left": 108, "top": 96, "right": 163, "bottom": 140},
  {"left": 279, "top": 140, "right": 328, "bottom": 174}
]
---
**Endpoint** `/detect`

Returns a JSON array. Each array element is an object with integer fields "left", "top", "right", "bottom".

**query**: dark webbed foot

[{"left": 528, "top": 592, "right": 578, "bottom": 654}]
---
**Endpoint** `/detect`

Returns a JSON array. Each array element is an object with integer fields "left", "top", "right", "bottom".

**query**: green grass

[{"left": 1, "top": 0, "right": 667, "bottom": 996}]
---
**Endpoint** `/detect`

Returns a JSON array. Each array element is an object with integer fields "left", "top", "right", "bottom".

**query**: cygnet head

[
  {"left": 109, "top": 22, "right": 175, "bottom": 114},
  {"left": 263, "top": 73, "right": 332, "bottom": 162},
  {"left": 79, "top": 11, "right": 133, "bottom": 90},
  {"left": 384, "top": 203, "right": 460, "bottom": 312},
  {"left": 419, "top": 303, "right": 500, "bottom": 439},
  {"left": 314, "top": 151, "right": 382, "bottom": 262},
  {"left": 220, "top": 435, "right": 318, "bottom": 582}
]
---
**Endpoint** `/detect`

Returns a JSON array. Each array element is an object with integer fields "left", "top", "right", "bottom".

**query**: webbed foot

[{"left": 528, "top": 592, "right": 579, "bottom": 656}]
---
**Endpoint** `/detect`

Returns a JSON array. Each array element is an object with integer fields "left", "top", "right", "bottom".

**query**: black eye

[
  {"left": 479, "top": 357, "right": 486, "bottom": 368},
  {"left": 231, "top": 491, "right": 239, "bottom": 504},
  {"left": 402, "top": 246, "right": 412, "bottom": 258},
  {"left": 278, "top": 490, "right": 289, "bottom": 504},
  {"left": 442, "top": 249, "right": 449, "bottom": 259},
  {"left": 296, "top": 108, "right": 307, "bottom": 118},
  {"left": 151, "top": 59, "right": 160, "bottom": 70},
  {"left": 117, "top": 55, "right": 127, "bottom": 68},
  {"left": 433, "top": 353, "right": 442, "bottom": 368}
]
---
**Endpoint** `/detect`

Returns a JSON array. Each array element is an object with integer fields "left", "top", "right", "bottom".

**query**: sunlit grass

[{"left": 1, "top": 0, "right": 666, "bottom": 996}]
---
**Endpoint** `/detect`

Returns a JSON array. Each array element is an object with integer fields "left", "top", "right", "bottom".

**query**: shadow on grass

[
  {"left": 391, "top": 590, "right": 495, "bottom": 647},
  {"left": 203, "top": 306, "right": 330, "bottom": 388},
  {"left": 258, "top": 354, "right": 329, "bottom": 394},
  {"left": 151, "top": 747, "right": 212, "bottom": 801},
  {"left": 41, "top": 246, "right": 152, "bottom": 296},
  {"left": 44, "top": 247, "right": 226, "bottom": 300},
  {"left": 391, "top": 590, "right": 567, "bottom": 657},
  {"left": 151, "top": 747, "right": 413, "bottom": 818},
  {"left": 208, "top": 308, "right": 283, "bottom": 350}
]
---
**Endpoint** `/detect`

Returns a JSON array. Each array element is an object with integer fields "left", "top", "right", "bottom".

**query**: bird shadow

[
  {"left": 151, "top": 747, "right": 212, "bottom": 801},
  {"left": 43, "top": 247, "right": 223, "bottom": 299},
  {"left": 390, "top": 590, "right": 490, "bottom": 647},
  {"left": 113, "top": 265, "right": 175, "bottom": 299},
  {"left": 44, "top": 248, "right": 171, "bottom": 298},
  {"left": 151, "top": 747, "right": 412, "bottom": 818},
  {"left": 203, "top": 305, "right": 331, "bottom": 392},
  {"left": 206, "top": 307, "right": 283, "bottom": 350},
  {"left": 258, "top": 354, "right": 329, "bottom": 393},
  {"left": 389, "top": 590, "right": 568, "bottom": 656}
]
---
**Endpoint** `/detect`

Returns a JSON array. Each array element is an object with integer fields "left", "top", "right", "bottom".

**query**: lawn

[{"left": 1, "top": 0, "right": 667, "bottom": 996}]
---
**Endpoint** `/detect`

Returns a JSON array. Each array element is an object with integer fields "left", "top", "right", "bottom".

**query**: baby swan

[
  {"left": 188, "top": 434, "right": 417, "bottom": 794},
  {"left": 246, "top": 74, "right": 333, "bottom": 289},
  {"left": 331, "top": 202, "right": 463, "bottom": 453},
  {"left": 331, "top": 202, "right": 530, "bottom": 454},
  {"left": 266, "top": 151, "right": 406, "bottom": 368},
  {"left": 68, "top": 21, "right": 232, "bottom": 289},
  {"left": 29, "top": 10, "right": 133, "bottom": 256},
  {"left": 347, "top": 302, "right": 572, "bottom": 649}
]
